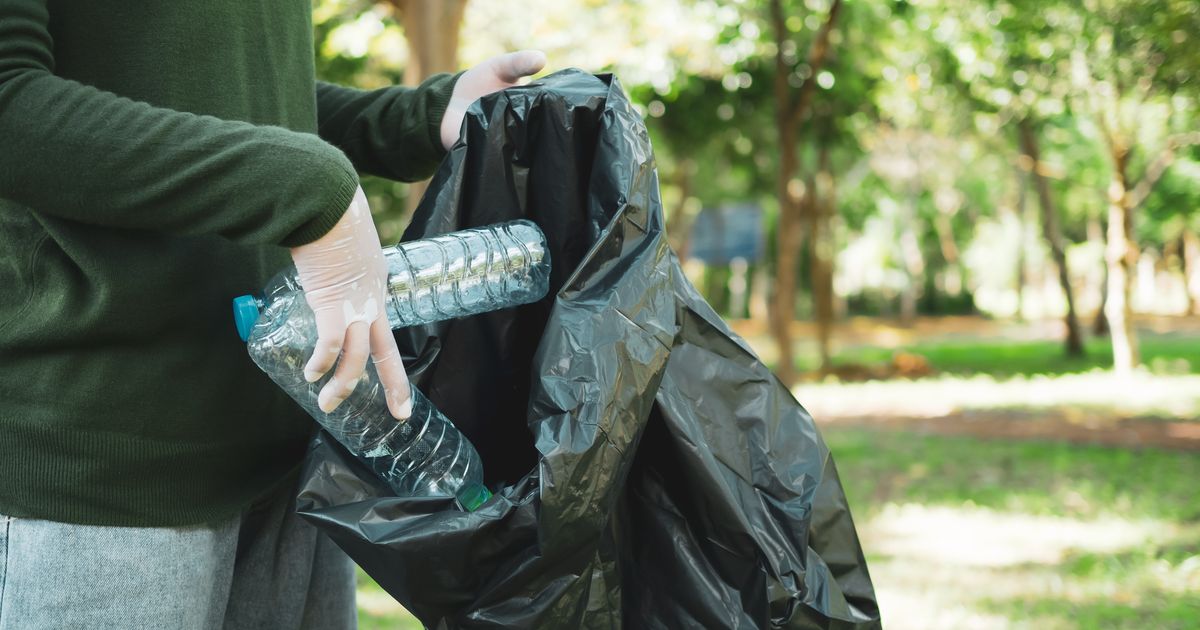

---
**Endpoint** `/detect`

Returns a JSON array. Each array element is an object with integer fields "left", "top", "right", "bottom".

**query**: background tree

[
  {"left": 312, "top": 0, "right": 1200, "bottom": 379},
  {"left": 928, "top": 0, "right": 1089, "bottom": 356},
  {"left": 1067, "top": 0, "right": 1200, "bottom": 373},
  {"left": 386, "top": 0, "right": 469, "bottom": 214},
  {"left": 767, "top": 0, "right": 842, "bottom": 384}
]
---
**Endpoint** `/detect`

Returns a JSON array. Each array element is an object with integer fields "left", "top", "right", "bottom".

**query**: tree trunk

[
  {"left": 932, "top": 213, "right": 962, "bottom": 297},
  {"left": 703, "top": 264, "right": 733, "bottom": 316},
  {"left": 389, "top": 0, "right": 468, "bottom": 215},
  {"left": 1104, "top": 145, "right": 1140, "bottom": 373},
  {"left": 1018, "top": 119, "right": 1084, "bottom": 357},
  {"left": 932, "top": 183, "right": 964, "bottom": 300},
  {"left": 1014, "top": 167, "right": 1029, "bottom": 321},
  {"left": 1088, "top": 216, "right": 1110, "bottom": 334},
  {"left": 1093, "top": 281, "right": 1111, "bottom": 335},
  {"left": 1183, "top": 227, "right": 1200, "bottom": 315},
  {"left": 898, "top": 182, "right": 924, "bottom": 326},
  {"left": 809, "top": 143, "right": 836, "bottom": 372},
  {"left": 665, "top": 159, "right": 696, "bottom": 260},
  {"left": 767, "top": 0, "right": 842, "bottom": 386},
  {"left": 770, "top": 118, "right": 802, "bottom": 385}
]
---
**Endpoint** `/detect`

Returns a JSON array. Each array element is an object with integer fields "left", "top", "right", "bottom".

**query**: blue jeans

[{"left": 0, "top": 477, "right": 356, "bottom": 630}]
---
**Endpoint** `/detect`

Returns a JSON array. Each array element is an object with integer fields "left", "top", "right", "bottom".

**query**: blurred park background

[{"left": 312, "top": 0, "right": 1200, "bottom": 628}]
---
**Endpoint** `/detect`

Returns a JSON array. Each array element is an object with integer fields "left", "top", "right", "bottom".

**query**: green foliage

[
  {"left": 1143, "top": 156, "right": 1200, "bottom": 242},
  {"left": 796, "top": 331, "right": 1200, "bottom": 376},
  {"left": 313, "top": 1, "right": 414, "bottom": 244},
  {"left": 311, "top": 0, "right": 1200, "bottom": 319},
  {"left": 826, "top": 427, "right": 1200, "bottom": 523},
  {"left": 636, "top": 72, "right": 776, "bottom": 206}
]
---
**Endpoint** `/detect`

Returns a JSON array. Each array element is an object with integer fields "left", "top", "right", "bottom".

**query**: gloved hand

[
  {"left": 440, "top": 50, "right": 547, "bottom": 150},
  {"left": 290, "top": 187, "right": 412, "bottom": 419}
]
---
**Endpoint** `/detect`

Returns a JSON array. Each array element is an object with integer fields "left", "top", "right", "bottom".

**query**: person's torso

[
  {"left": 0, "top": 0, "right": 322, "bottom": 523},
  {"left": 47, "top": 0, "right": 318, "bottom": 127}
]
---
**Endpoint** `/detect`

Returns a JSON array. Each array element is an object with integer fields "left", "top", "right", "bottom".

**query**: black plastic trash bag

[{"left": 296, "top": 69, "right": 882, "bottom": 630}]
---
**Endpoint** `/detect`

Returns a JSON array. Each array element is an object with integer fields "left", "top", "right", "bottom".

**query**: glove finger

[
  {"left": 304, "top": 311, "right": 346, "bottom": 383},
  {"left": 370, "top": 317, "right": 413, "bottom": 420},
  {"left": 493, "top": 50, "right": 546, "bottom": 82},
  {"left": 318, "top": 320, "right": 370, "bottom": 413}
]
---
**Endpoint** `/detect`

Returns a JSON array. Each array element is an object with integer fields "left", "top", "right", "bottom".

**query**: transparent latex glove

[
  {"left": 289, "top": 187, "right": 412, "bottom": 419},
  {"left": 440, "top": 50, "right": 547, "bottom": 150}
]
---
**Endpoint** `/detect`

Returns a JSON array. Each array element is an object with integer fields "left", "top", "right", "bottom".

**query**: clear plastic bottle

[
  {"left": 231, "top": 220, "right": 550, "bottom": 511},
  {"left": 233, "top": 220, "right": 550, "bottom": 338}
]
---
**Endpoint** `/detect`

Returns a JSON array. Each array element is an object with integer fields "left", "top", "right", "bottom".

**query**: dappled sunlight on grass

[
  {"left": 825, "top": 429, "right": 1200, "bottom": 522},
  {"left": 827, "top": 429, "right": 1200, "bottom": 629},
  {"left": 860, "top": 505, "right": 1200, "bottom": 630},
  {"left": 863, "top": 504, "right": 1168, "bottom": 568},
  {"left": 980, "top": 534, "right": 1200, "bottom": 629}
]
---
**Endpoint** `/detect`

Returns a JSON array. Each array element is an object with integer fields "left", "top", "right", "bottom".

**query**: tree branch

[
  {"left": 770, "top": 0, "right": 790, "bottom": 130},
  {"left": 770, "top": 0, "right": 843, "bottom": 129},
  {"left": 1128, "top": 131, "right": 1200, "bottom": 210},
  {"left": 789, "top": 0, "right": 843, "bottom": 128}
]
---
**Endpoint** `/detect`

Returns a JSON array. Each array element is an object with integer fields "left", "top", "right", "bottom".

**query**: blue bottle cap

[{"left": 232, "top": 295, "right": 262, "bottom": 342}]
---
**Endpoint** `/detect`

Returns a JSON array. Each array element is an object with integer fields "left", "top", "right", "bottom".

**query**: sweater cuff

[{"left": 279, "top": 169, "right": 359, "bottom": 247}]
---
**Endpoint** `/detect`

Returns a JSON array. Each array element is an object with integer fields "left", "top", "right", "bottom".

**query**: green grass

[
  {"left": 826, "top": 428, "right": 1200, "bottom": 629},
  {"left": 356, "top": 569, "right": 422, "bottom": 630},
  {"left": 824, "top": 428, "right": 1200, "bottom": 521},
  {"left": 358, "top": 610, "right": 422, "bottom": 630},
  {"left": 982, "top": 589, "right": 1200, "bottom": 630},
  {"left": 1060, "top": 536, "right": 1200, "bottom": 578},
  {"left": 796, "top": 332, "right": 1200, "bottom": 378}
]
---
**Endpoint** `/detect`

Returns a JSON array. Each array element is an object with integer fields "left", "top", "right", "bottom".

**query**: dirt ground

[{"left": 816, "top": 410, "right": 1200, "bottom": 452}]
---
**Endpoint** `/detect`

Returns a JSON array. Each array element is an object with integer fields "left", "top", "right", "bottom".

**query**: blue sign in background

[{"left": 687, "top": 204, "right": 764, "bottom": 264}]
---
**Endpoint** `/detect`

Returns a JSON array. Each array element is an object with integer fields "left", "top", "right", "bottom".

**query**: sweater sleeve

[
  {"left": 0, "top": 0, "right": 359, "bottom": 248},
  {"left": 315, "top": 72, "right": 461, "bottom": 183}
]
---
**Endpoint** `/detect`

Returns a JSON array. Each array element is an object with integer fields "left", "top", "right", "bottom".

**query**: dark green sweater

[{"left": 0, "top": 0, "right": 457, "bottom": 526}]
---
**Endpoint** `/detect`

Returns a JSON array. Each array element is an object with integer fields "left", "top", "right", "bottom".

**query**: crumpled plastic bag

[{"left": 296, "top": 69, "right": 882, "bottom": 630}]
